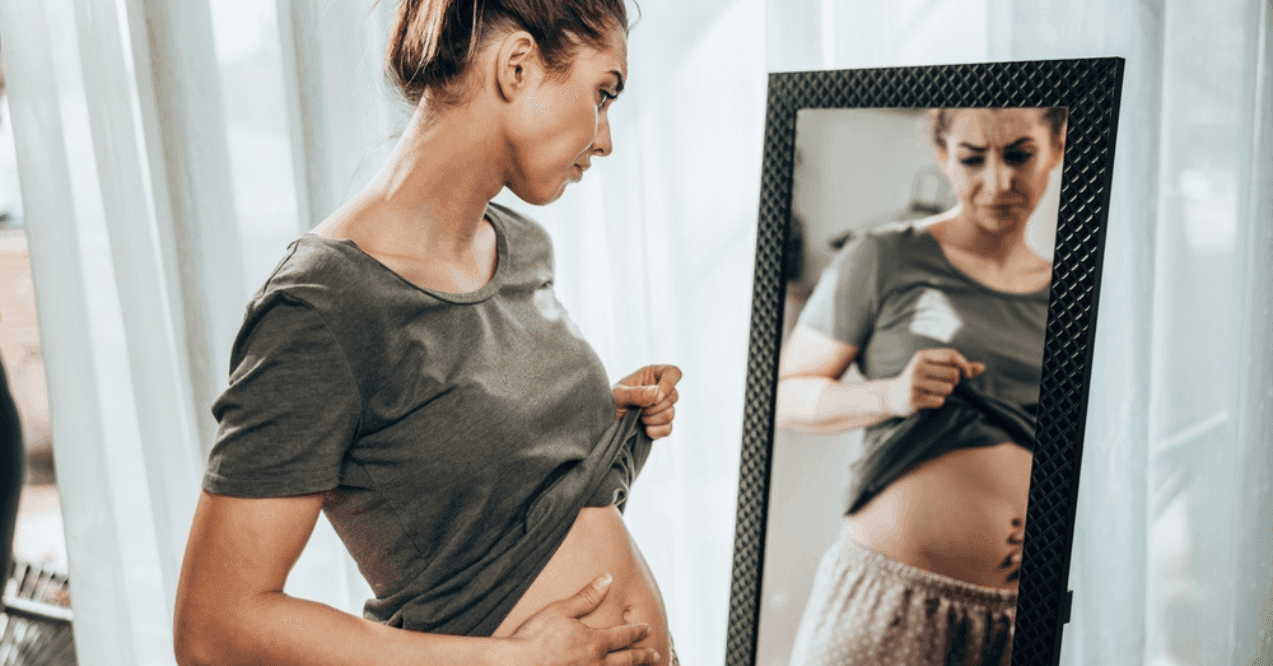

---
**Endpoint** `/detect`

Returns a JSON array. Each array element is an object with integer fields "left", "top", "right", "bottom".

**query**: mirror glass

[{"left": 756, "top": 107, "right": 1066, "bottom": 666}]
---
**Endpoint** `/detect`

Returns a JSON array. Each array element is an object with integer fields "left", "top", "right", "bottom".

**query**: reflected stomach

[
  {"left": 844, "top": 442, "right": 1032, "bottom": 589},
  {"left": 492, "top": 505, "right": 671, "bottom": 665}
]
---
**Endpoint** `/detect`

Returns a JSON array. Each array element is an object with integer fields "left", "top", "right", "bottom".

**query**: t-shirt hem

[{"left": 476, "top": 510, "right": 583, "bottom": 636}]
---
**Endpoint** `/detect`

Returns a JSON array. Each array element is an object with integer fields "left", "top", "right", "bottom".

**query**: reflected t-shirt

[
  {"left": 797, "top": 222, "right": 1049, "bottom": 515},
  {"left": 201, "top": 201, "right": 652, "bottom": 636}
]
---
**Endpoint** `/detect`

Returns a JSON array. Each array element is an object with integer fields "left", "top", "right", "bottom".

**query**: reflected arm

[{"left": 775, "top": 325, "right": 896, "bottom": 434}]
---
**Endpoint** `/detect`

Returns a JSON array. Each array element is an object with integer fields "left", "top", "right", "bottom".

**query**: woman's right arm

[
  {"left": 774, "top": 325, "right": 983, "bottom": 434},
  {"left": 174, "top": 490, "right": 658, "bottom": 666},
  {"left": 774, "top": 324, "right": 890, "bottom": 434}
]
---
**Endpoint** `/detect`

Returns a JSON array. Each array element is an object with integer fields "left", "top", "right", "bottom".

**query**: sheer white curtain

[
  {"left": 772, "top": 1, "right": 1273, "bottom": 665},
  {"left": 0, "top": 0, "right": 765, "bottom": 664}
]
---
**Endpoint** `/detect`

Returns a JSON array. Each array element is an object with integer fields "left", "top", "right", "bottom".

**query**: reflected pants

[{"left": 789, "top": 523, "right": 1017, "bottom": 666}]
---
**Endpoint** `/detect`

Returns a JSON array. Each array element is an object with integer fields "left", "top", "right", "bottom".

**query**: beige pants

[{"left": 789, "top": 523, "right": 1018, "bottom": 666}]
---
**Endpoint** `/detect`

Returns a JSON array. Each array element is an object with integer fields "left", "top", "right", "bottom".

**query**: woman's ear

[
  {"left": 929, "top": 109, "right": 952, "bottom": 177},
  {"left": 934, "top": 141, "right": 952, "bottom": 180},
  {"left": 493, "top": 30, "right": 539, "bottom": 103},
  {"left": 1048, "top": 126, "right": 1067, "bottom": 170}
]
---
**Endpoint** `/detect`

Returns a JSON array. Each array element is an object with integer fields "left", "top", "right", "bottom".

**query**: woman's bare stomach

[
  {"left": 844, "top": 442, "right": 1032, "bottom": 589},
  {"left": 492, "top": 505, "right": 671, "bottom": 665}
]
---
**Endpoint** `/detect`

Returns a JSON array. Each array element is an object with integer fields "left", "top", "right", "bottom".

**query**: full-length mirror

[{"left": 756, "top": 106, "right": 1066, "bottom": 666}]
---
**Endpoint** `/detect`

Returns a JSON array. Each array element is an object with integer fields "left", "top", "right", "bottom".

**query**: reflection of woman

[
  {"left": 173, "top": 2, "right": 682, "bottom": 665},
  {"left": 777, "top": 108, "right": 1066, "bottom": 666}
]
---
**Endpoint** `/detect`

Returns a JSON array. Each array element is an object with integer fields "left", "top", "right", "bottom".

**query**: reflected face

[
  {"left": 936, "top": 109, "right": 1064, "bottom": 235},
  {"left": 508, "top": 27, "right": 628, "bottom": 205}
]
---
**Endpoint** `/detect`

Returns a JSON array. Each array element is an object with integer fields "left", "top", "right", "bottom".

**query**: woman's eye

[
  {"left": 1004, "top": 150, "right": 1034, "bottom": 165},
  {"left": 960, "top": 156, "right": 984, "bottom": 167},
  {"left": 598, "top": 90, "right": 616, "bottom": 108}
]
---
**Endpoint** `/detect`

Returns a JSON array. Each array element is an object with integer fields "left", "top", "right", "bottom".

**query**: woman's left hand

[{"left": 612, "top": 365, "right": 682, "bottom": 439}]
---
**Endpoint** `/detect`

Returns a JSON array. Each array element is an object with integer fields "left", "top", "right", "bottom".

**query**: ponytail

[{"left": 385, "top": 0, "right": 633, "bottom": 109}]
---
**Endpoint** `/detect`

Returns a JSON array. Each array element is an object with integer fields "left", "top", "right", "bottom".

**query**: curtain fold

[
  {"left": 1229, "top": 3, "right": 1273, "bottom": 665},
  {"left": 125, "top": 0, "right": 249, "bottom": 452},
  {"left": 71, "top": 0, "right": 209, "bottom": 620}
]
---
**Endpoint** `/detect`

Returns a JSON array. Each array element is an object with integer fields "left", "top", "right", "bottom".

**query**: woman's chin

[
  {"left": 548, "top": 182, "right": 572, "bottom": 204},
  {"left": 973, "top": 212, "right": 1028, "bottom": 235},
  {"left": 508, "top": 172, "right": 587, "bottom": 206},
  {"left": 511, "top": 182, "right": 566, "bottom": 206}
]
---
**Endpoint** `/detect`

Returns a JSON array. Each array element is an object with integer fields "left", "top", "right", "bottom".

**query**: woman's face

[
  {"left": 935, "top": 108, "right": 1064, "bottom": 236},
  {"left": 505, "top": 27, "right": 628, "bottom": 205}
]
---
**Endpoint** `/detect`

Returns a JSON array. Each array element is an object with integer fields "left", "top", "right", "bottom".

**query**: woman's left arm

[{"left": 612, "top": 365, "right": 682, "bottom": 439}]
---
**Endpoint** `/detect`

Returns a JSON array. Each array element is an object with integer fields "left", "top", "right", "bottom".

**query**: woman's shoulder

[
  {"left": 861, "top": 218, "right": 935, "bottom": 248},
  {"left": 820, "top": 219, "right": 955, "bottom": 301},
  {"left": 832, "top": 219, "right": 929, "bottom": 262},
  {"left": 248, "top": 235, "right": 390, "bottom": 317},
  {"left": 235, "top": 238, "right": 411, "bottom": 382}
]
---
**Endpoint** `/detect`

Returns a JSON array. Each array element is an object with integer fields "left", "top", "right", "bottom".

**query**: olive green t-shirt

[
  {"left": 202, "top": 201, "right": 652, "bottom": 636},
  {"left": 797, "top": 222, "right": 1049, "bottom": 515}
]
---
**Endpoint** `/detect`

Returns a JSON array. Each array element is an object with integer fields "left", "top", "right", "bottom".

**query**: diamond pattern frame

[{"left": 726, "top": 58, "right": 1125, "bottom": 666}]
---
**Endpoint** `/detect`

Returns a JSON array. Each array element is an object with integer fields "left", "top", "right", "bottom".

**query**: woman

[
  {"left": 173, "top": 1, "right": 682, "bottom": 665},
  {"left": 776, "top": 107, "right": 1066, "bottom": 666}
]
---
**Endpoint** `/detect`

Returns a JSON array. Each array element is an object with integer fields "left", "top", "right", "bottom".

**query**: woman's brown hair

[
  {"left": 930, "top": 107, "right": 1068, "bottom": 148},
  {"left": 385, "top": 0, "right": 633, "bottom": 109}
]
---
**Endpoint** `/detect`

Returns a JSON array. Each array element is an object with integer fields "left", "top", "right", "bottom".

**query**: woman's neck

[
  {"left": 931, "top": 208, "right": 1037, "bottom": 269},
  {"left": 926, "top": 209, "right": 1051, "bottom": 294},
  {"left": 331, "top": 102, "right": 508, "bottom": 263}
]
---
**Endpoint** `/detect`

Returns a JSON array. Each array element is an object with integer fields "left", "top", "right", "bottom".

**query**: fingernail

[
  {"left": 652, "top": 651, "right": 660, "bottom": 663},
  {"left": 599, "top": 572, "right": 613, "bottom": 587}
]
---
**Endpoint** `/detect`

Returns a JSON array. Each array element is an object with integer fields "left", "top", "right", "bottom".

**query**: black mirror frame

[{"left": 725, "top": 57, "right": 1126, "bottom": 666}]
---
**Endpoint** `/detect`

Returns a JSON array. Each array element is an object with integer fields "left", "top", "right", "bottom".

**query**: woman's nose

[
  {"left": 983, "top": 156, "right": 1012, "bottom": 196},
  {"left": 592, "top": 114, "right": 613, "bottom": 158}
]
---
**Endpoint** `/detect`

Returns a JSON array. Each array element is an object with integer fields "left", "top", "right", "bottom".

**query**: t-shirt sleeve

[
  {"left": 796, "top": 233, "right": 882, "bottom": 348},
  {"left": 202, "top": 295, "right": 363, "bottom": 497}
]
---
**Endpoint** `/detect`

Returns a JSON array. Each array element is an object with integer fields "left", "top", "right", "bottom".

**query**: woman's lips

[{"left": 982, "top": 203, "right": 1026, "bottom": 219}]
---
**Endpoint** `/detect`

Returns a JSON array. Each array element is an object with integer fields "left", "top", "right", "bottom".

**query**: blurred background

[{"left": 0, "top": 0, "right": 1269, "bottom": 665}]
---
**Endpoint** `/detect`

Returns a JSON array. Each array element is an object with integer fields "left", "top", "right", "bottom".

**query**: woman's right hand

[
  {"left": 509, "top": 574, "right": 660, "bottom": 666},
  {"left": 884, "top": 348, "right": 985, "bottom": 417}
]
